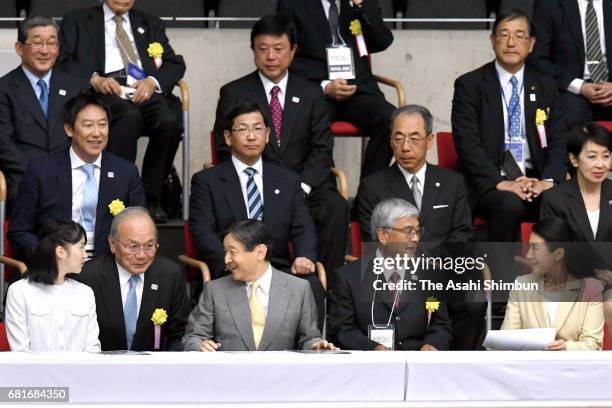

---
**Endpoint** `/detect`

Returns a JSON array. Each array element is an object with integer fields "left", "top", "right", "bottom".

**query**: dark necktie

[
  {"left": 390, "top": 271, "right": 401, "bottom": 308},
  {"left": 244, "top": 167, "right": 264, "bottom": 221},
  {"left": 36, "top": 79, "right": 48, "bottom": 118},
  {"left": 113, "top": 14, "right": 139, "bottom": 70},
  {"left": 328, "top": 0, "right": 340, "bottom": 44},
  {"left": 270, "top": 86, "right": 283, "bottom": 146},
  {"left": 585, "top": 0, "right": 609, "bottom": 83}
]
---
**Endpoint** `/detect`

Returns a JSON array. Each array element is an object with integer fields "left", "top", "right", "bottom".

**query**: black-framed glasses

[
  {"left": 386, "top": 226, "right": 424, "bottom": 237},
  {"left": 117, "top": 240, "right": 159, "bottom": 254},
  {"left": 23, "top": 41, "right": 60, "bottom": 50},
  {"left": 232, "top": 126, "right": 267, "bottom": 137},
  {"left": 494, "top": 30, "right": 531, "bottom": 41},
  {"left": 391, "top": 135, "right": 428, "bottom": 146}
]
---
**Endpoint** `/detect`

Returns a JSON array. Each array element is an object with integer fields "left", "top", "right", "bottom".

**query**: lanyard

[{"left": 370, "top": 277, "right": 400, "bottom": 329}]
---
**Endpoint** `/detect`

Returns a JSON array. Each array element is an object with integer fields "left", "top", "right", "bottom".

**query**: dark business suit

[
  {"left": 58, "top": 6, "right": 185, "bottom": 204},
  {"left": 528, "top": 0, "right": 612, "bottom": 124},
  {"left": 328, "top": 260, "right": 452, "bottom": 350},
  {"left": 213, "top": 71, "right": 349, "bottom": 276},
  {"left": 79, "top": 253, "right": 191, "bottom": 351},
  {"left": 452, "top": 61, "right": 567, "bottom": 241},
  {"left": 277, "top": 0, "right": 396, "bottom": 178},
  {"left": 0, "top": 67, "right": 88, "bottom": 210},
  {"left": 8, "top": 150, "right": 146, "bottom": 260},
  {"left": 189, "top": 159, "right": 325, "bottom": 329}
]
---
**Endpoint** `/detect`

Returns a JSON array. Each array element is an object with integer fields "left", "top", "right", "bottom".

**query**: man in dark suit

[
  {"left": 329, "top": 198, "right": 452, "bottom": 351},
  {"left": 58, "top": 0, "right": 186, "bottom": 221},
  {"left": 9, "top": 93, "right": 145, "bottom": 260},
  {"left": 357, "top": 105, "right": 473, "bottom": 244},
  {"left": 79, "top": 207, "right": 191, "bottom": 351},
  {"left": 213, "top": 14, "right": 348, "bottom": 277},
  {"left": 452, "top": 10, "right": 567, "bottom": 242},
  {"left": 0, "top": 15, "right": 88, "bottom": 211},
  {"left": 277, "top": 0, "right": 396, "bottom": 178},
  {"left": 190, "top": 102, "right": 325, "bottom": 329},
  {"left": 528, "top": 0, "right": 612, "bottom": 125}
]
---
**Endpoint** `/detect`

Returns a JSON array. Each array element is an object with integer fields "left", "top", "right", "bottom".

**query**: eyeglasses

[
  {"left": 232, "top": 126, "right": 266, "bottom": 138},
  {"left": 117, "top": 240, "right": 159, "bottom": 254},
  {"left": 23, "top": 41, "right": 60, "bottom": 50},
  {"left": 391, "top": 135, "right": 428, "bottom": 146},
  {"left": 494, "top": 31, "right": 531, "bottom": 41},
  {"left": 386, "top": 227, "right": 424, "bottom": 237}
]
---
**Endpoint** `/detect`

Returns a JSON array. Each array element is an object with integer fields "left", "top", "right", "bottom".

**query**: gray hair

[
  {"left": 18, "top": 15, "right": 59, "bottom": 43},
  {"left": 109, "top": 207, "right": 157, "bottom": 240},
  {"left": 370, "top": 198, "right": 419, "bottom": 241},
  {"left": 389, "top": 104, "right": 434, "bottom": 135}
]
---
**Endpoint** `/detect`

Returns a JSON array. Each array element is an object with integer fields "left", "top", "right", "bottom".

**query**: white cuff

[
  {"left": 567, "top": 78, "right": 584, "bottom": 95},
  {"left": 321, "top": 80, "right": 331, "bottom": 93},
  {"left": 148, "top": 76, "right": 162, "bottom": 93},
  {"left": 301, "top": 183, "right": 312, "bottom": 195}
]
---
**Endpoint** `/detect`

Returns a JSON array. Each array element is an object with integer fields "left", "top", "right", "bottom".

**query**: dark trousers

[
  {"left": 327, "top": 92, "right": 396, "bottom": 179},
  {"left": 301, "top": 272, "right": 327, "bottom": 332},
  {"left": 101, "top": 93, "right": 182, "bottom": 203},
  {"left": 448, "top": 300, "right": 488, "bottom": 350},
  {"left": 306, "top": 176, "right": 349, "bottom": 290},
  {"left": 560, "top": 91, "right": 612, "bottom": 127},
  {"left": 475, "top": 189, "right": 540, "bottom": 242}
]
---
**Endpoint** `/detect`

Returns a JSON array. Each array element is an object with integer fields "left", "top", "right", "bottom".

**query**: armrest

[
  {"left": 374, "top": 74, "right": 406, "bottom": 107},
  {"left": 178, "top": 254, "right": 211, "bottom": 283},
  {"left": 0, "top": 170, "right": 6, "bottom": 202},
  {"left": 177, "top": 80, "right": 189, "bottom": 112},
  {"left": 344, "top": 255, "right": 358, "bottom": 262},
  {"left": 0, "top": 255, "right": 27, "bottom": 276},
  {"left": 315, "top": 261, "right": 327, "bottom": 291},
  {"left": 331, "top": 167, "right": 349, "bottom": 200}
]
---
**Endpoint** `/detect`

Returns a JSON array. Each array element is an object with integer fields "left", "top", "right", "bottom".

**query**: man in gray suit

[{"left": 182, "top": 220, "right": 337, "bottom": 352}]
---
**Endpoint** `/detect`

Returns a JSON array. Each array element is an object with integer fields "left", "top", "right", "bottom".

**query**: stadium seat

[
  {"left": 0, "top": 1, "right": 17, "bottom": 28},
  {"left": 498, "top": 0, "right": 534, "bottom": 18},
  {"left": 401, "top": 0, "right": 488, "bottom": 29},
  {"left": 596, "top": 121, "right": 612, "bottom": 132},
  {"left": 345, "top": 220, "right": 362, "bottom": 262},
  {"left": 216, "top": 0, "right": 275, "bottom": 29},
  {"left": 28, "top": 0, "right": 101, "bottom": 18},
  {"left": 135, "top": 0, "right": 206, "bottom": 28},
  {"left": 0, "top": 322, "right": 9, "bottom": 351}
]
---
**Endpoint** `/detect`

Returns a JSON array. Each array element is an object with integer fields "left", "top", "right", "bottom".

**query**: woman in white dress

[{"left": 5, "top": 219, "right": 101, "bottom": 352}]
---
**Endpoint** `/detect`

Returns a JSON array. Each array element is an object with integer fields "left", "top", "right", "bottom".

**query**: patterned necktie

[
  {"left": 124, "top": 274, "right": 140, "bottom": 350},
  {"left": 36, "top": 79, "right": 48, "bottom": 118},
  {"left": 507, "top": 75, "right": 522, "bottom": 142},
  {"left": 585, "top": 0, "right": 609, "bottom": 83},
  {"left": 270, "top": 86, "right": 283, "bottom": 147},
  {"left": 244, "top": 167, "right": 264, "bottom": 221},
  {"left": 249, "top": 281, "right": 266, "bottom": 350},
  {"left": 81, "top": 164, "right": 98, "bottom": 232},
  {"left": 328, "top": 0, "right": 340, "bottom": 43},
  {"left": 411, "top": 175, "right": 422, "bottom": 210},
  {"left": 390, "top": 271, "right": 401, "bottom": 308},
  {"left": 113, "top": 14, "right": 139, "bottom": 70}
]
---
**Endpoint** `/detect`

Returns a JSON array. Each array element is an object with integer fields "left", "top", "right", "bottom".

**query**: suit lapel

[
  {"left": 561, "top": 0, "right": 585, "bottom": 65},
  {"left": 419, "top": 164, "right": 440, "bottom": 224},
  {"left": 566, "top": 178, "right": 596, "bottom": 240},
  {"left": 100, "top": 257, "right": 128, "bottom": 348},
  {"left": 220, "top": 161, "right": 248, "bottom": 220},
  {"left": 552, "top": 281, "right": 581, "bottom": 330},
  {"left": 306, "top": 0, "right": 333, "bottom": 44},
  {"left": 47, "top": 72, "right": 67, "bottom": 138},
  {"left": 88, "top": 7, "right": 106, "bottom": 71},
  {"left": 227, "top": 282, "right": 257, "bottom": 351},
  {"left": 95, "top": 154, "right": 112, "bottom": 247},
  {"left": 132, "top": 266, "right": 159, "bottom": 348},
  {"left": 596, "top": 179, "right": 612, "bottom": 241},
  {"left": 603, "top": 1, "right": 612, "bottom": 76},
  {"left": 12, "top": 68, "right": 48, "bottom": 131},
  {"left": 279, "top": 75, "right": 300, "bottom": 154},
  {"left": 523, "top": 68, "right": 541, "bottom": 170},
  {"left": 258, "top": 270, "right": 289, "bottom": 351},
  {"left": 58, "top": 151, "right": 73, "bottom": 219},
  {"left": 483, "top": 63, "right": 505, "bottom": 158},
  {"left": 262, "top": 162, "right": 279, "bottom": 232},
  {"left": 386, "top": 165, "right": 415, "bottom": 206},
  {"left": 129, "top": 11, "right": 154, "bottom": 73}
]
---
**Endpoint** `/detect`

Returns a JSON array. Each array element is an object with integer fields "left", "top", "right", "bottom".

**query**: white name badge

[
  {"left": 326, "top": 45, "right": 356, "bottom": 80},
  {"left": 368, "top": 324, "right": 395, "bottom": 350}
]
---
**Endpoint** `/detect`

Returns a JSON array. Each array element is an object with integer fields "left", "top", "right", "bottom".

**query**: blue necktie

[
  {"left": 81, "top": 164, "right": 98, "bottom": 232},
  {"left": 507, "top": 75, "right": 522, "bottom": 143},
  {"left": 36, "top": 79, "right": 48, "bottom": 118},
  {"left": 124, "top": 274, "right": 140, "bottom": 350},
  {"left": 244, "top": 167, "right": 263, "bottom": 221}
]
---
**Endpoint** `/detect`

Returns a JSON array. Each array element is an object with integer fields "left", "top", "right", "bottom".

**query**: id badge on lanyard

[
  {"left": 326, "top": 45, "right": 356, "bottom": 80},
  {"left": 368, "top": 324, "right": 395, "bottom": 350}
]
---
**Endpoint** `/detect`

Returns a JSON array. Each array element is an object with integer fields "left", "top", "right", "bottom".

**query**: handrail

[{"left": 0, "top": 17, "right": 495, "bottom": 23}]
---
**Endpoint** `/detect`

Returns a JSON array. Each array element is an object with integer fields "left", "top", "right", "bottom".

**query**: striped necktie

[
  {"left": 36, "top": 79, "right": 48, "bottom": 118},
  {"left": 81, "top": 164, "right": 98, "bottom": 232},
  {"left": 585, "top": 0, "right": 609, "bottom": 83},
  {"left": 113, "top": 14, "right": 139, "bottom": 70},
  {"left": 124, "top": 274, "right": 140, "bottom": 350},
  {"left": 244, "top": 167, "right": 264, "bottom": 221}
]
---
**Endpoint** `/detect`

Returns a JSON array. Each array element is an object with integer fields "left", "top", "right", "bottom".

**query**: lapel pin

[
  {"left": 435, "top": 182, "right": 440, "bottom": 187},
  {"left": 530, "top": 86, "right": 536, "bottom": 91},
  {"left": 137, "top": 27, "right": 145, "bottom": 34},
  {"left": 609, "top": 200, "right": 612, "bottom": 205},
  {"left": 107, "top": 172, "right": 114, "bottom": 178},
  {"left": 274, "top": 189, "right": 280, "bottom": 195},
  {"left": 529, "top": 94, "right": 536, "bottom": 102},
  {"left": 291, "top": 96, "right": 300, "bottom": 103},
  {"left": 59, "top": 89, "right": 66, "bottom": 96},
  {"left": 151, "top": 284, "right": 158, "bottom": 291}
]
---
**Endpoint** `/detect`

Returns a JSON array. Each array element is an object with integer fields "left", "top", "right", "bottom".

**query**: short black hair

[
  {"left": 223, "top": 101, "right": 268, "bottom": 132},
  {"left": 18, "top": 15, "right": 59, "bottom": 43},
  {"left": 27, "top": 219, "right": 86, "bottom": 285},
  {"left": 223, "top": 220, "right": 274, "bottom": 261},
  {"left": 567, "top": 122, "right": 612, "bottom": 158},
  {"left": 250, "top": 14, "right": 297, "bottom": 48},
  {"left": 63, "top": 92, "right": 112, "bottom": 128},
  {"left": 491, "top": 10, "right": 534, "bottom": 37}
]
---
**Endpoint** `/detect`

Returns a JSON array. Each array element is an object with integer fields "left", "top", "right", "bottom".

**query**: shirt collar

[
  {"left": 397, "top": 162, "right": 427, "bottom": 189},
  {"left": 375, "top": 248, "right": 406, "bottom": 282},
  {"left": 69, "top": 146, "right": 102, "bottom": 170},
  {"left": 258, "top": 71, "right": 289, "bottom": 98},
  {"left": 495, "top": 60, "right": 525, "bottom": 89},
  {"left": 246, "top": 264, "right": 273, "bottom": 296},
  {"left": 232, "top": 155, "right": 263, "bottom": 177},
  {"left": 116, "top": 261, "right": 144, "bottom": 287},
  {"left": 21, "top": 65, "right": 52, "bottom": 90},
  {"left": 103, "top": 2, "right": 130, "bottom": 23}
]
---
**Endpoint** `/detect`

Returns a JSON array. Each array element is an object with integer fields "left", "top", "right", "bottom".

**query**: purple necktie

[{"left": 270, "top": 86, "right": 283, "bottom": 146}]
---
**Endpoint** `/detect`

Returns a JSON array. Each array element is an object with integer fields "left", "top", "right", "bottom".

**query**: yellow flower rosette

[
  {"left": 108, "top": 199, "right": 125, "bottom": 216},
  {"left": 535, "top": 108, "right": 548, "bottom": 126},
  {"left": 350, "top": 19, "right": 362, "bottom": 36},
  {"left": 147, "top": 42, "right": 164, "bottom": 59},
  {"left": 425, "top": 297, "right": 440, "bottom": 313},
  {"left": 151, "top": 308, "right": 168, "bottom": 326}
]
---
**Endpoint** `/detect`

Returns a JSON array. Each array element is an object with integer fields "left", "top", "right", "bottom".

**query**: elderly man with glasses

[{"left": 79, "top": 206, "right": 190, "bottom": 351}]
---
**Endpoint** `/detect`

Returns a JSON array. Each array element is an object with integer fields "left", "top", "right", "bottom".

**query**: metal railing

[{"left": 0, "top": 17, "right": 496, "bottom": 23}]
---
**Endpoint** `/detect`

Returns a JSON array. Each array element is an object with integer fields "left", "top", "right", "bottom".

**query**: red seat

[
  {"left": 178, "top": 222, "right": 211, "bottom": 283},
  {"left": 0, "top": 322, "right": 9, "bottom": 351},
  {"left": 350, "top": 221, "right": 362, "bottom": 259},
  {"left": 596, "top": 121, "right": 612, "bottom": 132},
  {"left": 210, "top": 131, "right": 219, "bottom": 165},
  {"left": 331, "top": 121, "right": 363, "bottom": 136}
]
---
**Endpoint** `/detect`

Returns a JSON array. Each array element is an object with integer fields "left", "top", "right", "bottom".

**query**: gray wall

[{"left": 0, "top": 28, "right": 495, "bottom": 196}]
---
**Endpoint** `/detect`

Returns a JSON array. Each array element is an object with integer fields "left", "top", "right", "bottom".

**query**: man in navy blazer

[
  {"left": 9, "top": 93, "right": 146, "bottom": 260},
  {"left": 190, "top": 101, "right": 325, "bottom": 328},
  {"left": 0, "top": 16, "right": 88, "bottom": 211}
]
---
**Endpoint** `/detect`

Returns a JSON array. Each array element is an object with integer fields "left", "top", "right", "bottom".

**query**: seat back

[
  {"left": 350, "top": 220, "right": 362, "bottom": 258},
  {"left": 183, "top": 221, "right": 198, "bottom": 260},
  {"left": 596, "top": 121, "right": 612, "bottom": 132},
  {"left": 135, "top": 0, "right": 206, "bottom": 27},
  {"left": 209, "top": 131, "right": 219, "bottom": 165},
  {"left": 216, "top": 0, "right": 276, "bottom": 28},
  {"left": 0, "top": 322, "right": 10, "bottom": 351},
  {"left": 0, "top": 1, "right": 17, "bottom": 28},
  {"left": 28, "top": 0, "right": 101, "bottom": 17},
  {"left": 436, "top": 131, "right": 459, "bottom": 171}
]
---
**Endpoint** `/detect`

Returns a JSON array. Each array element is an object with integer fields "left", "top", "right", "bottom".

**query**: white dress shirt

[
  {"left": 70, "top": 147, "right": 102, "bottom": 252},
  {"left": 568, "top": 0, "right": 607, "bottom": 94},
  {"left": 587, "top": 209, "right": 600, "bottom": 238},
  {"left": 117, "top": 262, "right": 145, "bottom": 313},
  {"left": 5, "top": 278, "right": 101, "bottom": 352},
  {"left": 232, "top": 155, "right": 264, "bottom": 216},
  {"left": 259, "top": 71, "right": 288, "bottom": 109},
  {"left": 22, "top": 65, "right": 52, "bottom": 100},
  {"left": 245, "top": 264, "right": 273, "bottom": 317},
  {"left": 495, "top": 61, "right": 532, "bottom": 172}
]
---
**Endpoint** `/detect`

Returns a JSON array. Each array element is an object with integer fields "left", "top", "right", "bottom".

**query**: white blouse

[
  {"left": 587, "top": 209, "right": 600, "bottom": 239},
  {"left": 5, "top": 278, "right": 101, "bottom": 352}
]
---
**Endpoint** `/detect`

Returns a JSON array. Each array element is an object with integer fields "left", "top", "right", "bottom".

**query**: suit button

[{"left": 396, "top": 316, "right": 400, "bottom": 321}]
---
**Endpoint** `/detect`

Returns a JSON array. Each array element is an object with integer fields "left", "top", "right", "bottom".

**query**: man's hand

[
  {"left": 527, "top": 179, "right": 554, "bottom": 199},
  {"left": 91, "top": 75, "right": 122, "bottom": 96},
  {"left": 199, "top": 339, "right": 221, "bottom": 352},
  {"left": 590, "top": 82, "right": 612, "bottom": 106},
  {"left": 324, "top": 79, "right": 357, "bottom": 101},
  {"left": 291, "top": 257, "right": 315, "bottom": 275},
  {"left": 581, "top": 82, "right": 601, "bottom": 104},
  {"left": 311, "top": 340, "right": 339, "bottom": 351},
  {"left": 351, "top": 0, "right": 364, "bottom": 6},
  {"left": 544, "top": 339, "right": 567, "bottom": 351},
  {"left": 374, "top": 344, "right": 390, "bottom": 351},
  {"left": 420, "top": 344, "right": 438, "bottom": 351},
  {"left": 132, "top": 77, "right": 157, "bottom": 104},
  {"left": 496, "top": 176, "right": 537, "bottom": 201}
]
